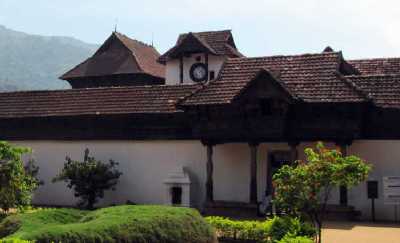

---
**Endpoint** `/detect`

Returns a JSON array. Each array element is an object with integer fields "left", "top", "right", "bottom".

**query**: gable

[
  {"left": 165, "top": 33, "right": 216, "bottom": 60},
  {"left": 232, "top": 69, "right": 296, "bottom": 104},
  {"left": 60, "top": 32, "right": 164, "bottom": 81}
]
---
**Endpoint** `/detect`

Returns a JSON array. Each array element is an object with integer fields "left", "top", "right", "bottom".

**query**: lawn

[{"left": 0, "top": 205, "right": 216, "bottom": 243}]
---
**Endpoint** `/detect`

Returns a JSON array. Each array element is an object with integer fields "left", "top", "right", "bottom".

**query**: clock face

[{"left": 190, "top": 63, "right": 207, "bottom": 82}]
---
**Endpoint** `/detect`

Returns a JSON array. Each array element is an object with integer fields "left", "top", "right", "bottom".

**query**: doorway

[{"left": 266, "top": 150, "right": 292, "bottom": 197}]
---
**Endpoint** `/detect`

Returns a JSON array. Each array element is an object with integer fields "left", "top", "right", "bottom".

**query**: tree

[
  {"left": 273, "top": 142, "right": 371, "bottom": 243},
  {"left": 53, "top": 149, "right": 122, "bottom": 210},
  {"left": 0, "top": 141, "right": 41, "bottom": 212}
]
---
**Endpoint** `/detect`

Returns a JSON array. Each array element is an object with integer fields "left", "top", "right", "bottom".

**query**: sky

[{"left": 1, "top": 0, "right": 400, "bottom": 59}]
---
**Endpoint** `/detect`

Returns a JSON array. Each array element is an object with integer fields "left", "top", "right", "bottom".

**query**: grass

[{"left": 0, "top": 205, "right": 216, "bottom": 243}]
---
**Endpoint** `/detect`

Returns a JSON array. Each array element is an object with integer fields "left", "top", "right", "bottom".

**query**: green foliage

[
  {"left": 205, "top": 216, "right": 315, "bottom": 243},
  {"left": 0, "top": 142, "right": 41, "bottom": 212},
  {"left": 277, "top": 235, "right": 313, "bottom": 243},
  {"left": 273, "top": 142, "right": 371, "bottom": 243},
  {"left": 268, "top": 216, "right": 315, "bottom": 242},
  {"left": 0, "top": 240, "right": 34, "bottom": 243},
  {"left": 206, "top": 216, "right": 270, "bottom": 242},
  {"left": 52, "top": 149, "right": 122, "bottom": 209},
  {"left": 0, "top": 205, "right": 215, "bottom": 243}
]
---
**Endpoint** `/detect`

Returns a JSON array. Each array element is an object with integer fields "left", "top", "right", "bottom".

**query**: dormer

[
  {"left": 158, "top": 30, "right": 243, "bottom": 85},
  {"left": 60, "top": 32, "right": 165, "bottom": 88}
]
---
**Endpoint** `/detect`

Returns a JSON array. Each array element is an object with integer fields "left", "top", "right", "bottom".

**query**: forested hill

[{"left": 0, "top": 25, "right": 98, "bottom": 91}]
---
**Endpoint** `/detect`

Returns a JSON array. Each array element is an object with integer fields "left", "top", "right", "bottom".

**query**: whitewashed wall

[
  {"left": 16, "top": 141, "right": 207, "bottom": 208},
  {"left": 13, "top": 140, "right": 400, "bottom": 220},
  {"left": 165, "top": 54, "right": 225, "bottom": 85}
]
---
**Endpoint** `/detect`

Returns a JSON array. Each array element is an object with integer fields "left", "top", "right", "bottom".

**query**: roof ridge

[
  {"left": 349, "top": 57, "right": 400, "bottom": 61},
  {"left": 114, "top": 32, "right": 154, "bottom": 49},
  {"left": 227, "top": 51, "right": 342, "bottom": 61}
]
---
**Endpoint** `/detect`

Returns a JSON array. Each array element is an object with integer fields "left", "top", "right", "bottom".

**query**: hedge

[
  {"left": 0, "top": 205, "right": 216, "bottom": 243},
  {"left": 205, "top": 216, "right": 315, "bottom": 243}
]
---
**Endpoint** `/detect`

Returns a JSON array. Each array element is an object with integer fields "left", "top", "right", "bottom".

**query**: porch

[{"left": 201, "top": 141, "right": 359, "bottom": 220}]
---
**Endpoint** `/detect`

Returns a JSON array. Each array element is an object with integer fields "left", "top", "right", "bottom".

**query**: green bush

[
  {"left": 52, "top": 149, "right": 122, "bottom": 209},
  {"left": 0, "top": 141, "right": 41, "bottom": 212},
  {"left": 206, "top": 216, "right": 269, "bottom": 242},
  {"left": 0, "top": 205, "right": 215, "bottom": 243},
  {"left": 0, "top": 240, "right": 34, "bottom": 243},
  {"left": 277, "top": 235, "right": 313, "bottom": 243},
  {"left": 205, "top": 216, "right": 315, "bottom": 243},
  {"left": 268, "top": 216, "right": 314, "bottom": 242}
]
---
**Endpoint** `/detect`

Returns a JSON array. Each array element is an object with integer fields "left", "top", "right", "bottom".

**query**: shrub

[
  {"left": 268, "top": 216, "right": 315, "bottom": 242},
  {"left": 206, "top": 216, "right": 315, "bottom": 243},
  {"left": 277, "top": 235, "right": 313, "bottom": 243},
  {"left": 0, "top": 142, "right": 41, "bottom": 212},
  {"left": 52, "top": 149, "right": 122, "bottom": 209},
  {"left": 273, "top": 142, "right": 371, "bottom": 243},
  {"left": 0, "top": 205, "right": 216, "bottom": 243},
  {"left": 206, "top": 216, "right": 269, "bottom": 242}
]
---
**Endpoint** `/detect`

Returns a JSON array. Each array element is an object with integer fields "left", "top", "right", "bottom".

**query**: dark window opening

[
  {"left": 196, "top": 56, "right": 202, "bottom": 62},
  {"left": 171, "top": 187, "right": 182, "bottom": 205},
  {"left": 209, "top": 71, "right": 215, "bottom": 80}
]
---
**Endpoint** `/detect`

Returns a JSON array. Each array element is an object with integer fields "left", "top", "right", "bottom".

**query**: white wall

[
  {"left": 13, "top": 140, "right": 400, "bottom": 221},
  {"left": 165, "top": 54, "right": 225, "bottom": 85},
  {"left": 15, "top": 141, "right": 207, "bottom": 208},
  {"left": 348, "top": 140, "right": 400, "bottom": 221}
]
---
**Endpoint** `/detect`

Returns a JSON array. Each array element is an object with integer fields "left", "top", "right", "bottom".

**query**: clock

[{"left": 189, "top": 63, "right": 208, "bottom": 82}]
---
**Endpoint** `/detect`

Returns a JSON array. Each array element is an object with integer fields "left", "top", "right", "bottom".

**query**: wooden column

[
  {"left": 337, "top": 142, "right": 350, "bottom": 206},
  {"left": 206, "top": 143, "right": 214, "bottom": 203},
  {"left": 179, "top": 56, "right": 183, "bottom": 84},
  {"left": 205, "top": 53, "right": 209, "bottom": 81},
  {"left": 249, "top": 142, "right": 259, "bottom": 204},
  {"left": 288, "top": 141, "right": 299, "bottom": 163}
]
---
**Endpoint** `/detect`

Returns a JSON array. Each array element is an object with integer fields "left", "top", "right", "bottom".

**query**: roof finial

[
  {"left": 151, "top": 32, "right": 154, "bottom": 47},
  {"left": 114, "top": 18, "right": 118, "bottom": 33}
]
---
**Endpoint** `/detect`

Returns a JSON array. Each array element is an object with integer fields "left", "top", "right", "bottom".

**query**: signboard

[{"left": 383, "top": 176, "right": 400, "bottom": 205}]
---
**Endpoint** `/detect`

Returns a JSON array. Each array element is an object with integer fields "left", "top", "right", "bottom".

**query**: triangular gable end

[
  {"left": 231, "top": 68, "right": 298, "bottom": 104},
  {"left": 167, "top": 33, "right": 217, "bottom": 59}
]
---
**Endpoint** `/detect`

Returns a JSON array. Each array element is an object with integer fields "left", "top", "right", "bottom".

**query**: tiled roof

[
  {"left": 61, "top": 32, "right": 165, "bottom": 80},
  {"left": 0, "top": 85, "right": 200, "bottom": 118},
  {"left": 346, "top": 75, "right": 400, "bottom": 108},
  {"left": 158, "top": 30, "right": 243, "bottom": 63},
  {"left": 348, "top": 58, "right": 400, "bottom": 75},
  {"left": 181, "top": 52, "right": 366, "bottom": 105}
]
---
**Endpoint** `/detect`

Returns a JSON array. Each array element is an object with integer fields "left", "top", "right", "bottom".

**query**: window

[{"left": 209, "top": 71, "right": 215, "bottom": 80}]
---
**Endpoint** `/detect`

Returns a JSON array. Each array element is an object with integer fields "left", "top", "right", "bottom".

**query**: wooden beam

[
  {"left": 206, "top": 143, "right": 214, "bottom": 203},
  {"left": 249, "top": 142, "right": 259, "bottom": 204}
]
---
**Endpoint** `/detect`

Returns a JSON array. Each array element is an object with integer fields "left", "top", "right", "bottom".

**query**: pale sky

[{"left": 1, "top": 0, "right": 400, "bottom": 59}]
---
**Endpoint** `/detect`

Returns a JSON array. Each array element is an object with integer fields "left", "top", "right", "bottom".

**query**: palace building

[{"left": 1, "top": 30, "right": 400, "bottom": 221}]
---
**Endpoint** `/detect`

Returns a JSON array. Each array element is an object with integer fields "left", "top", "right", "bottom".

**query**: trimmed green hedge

[
  {"left": 205, "top": 216, "right": 315, "bottom": 243},
  {"left": 0, "top": 205, "right": 216, "bottom": 243}
]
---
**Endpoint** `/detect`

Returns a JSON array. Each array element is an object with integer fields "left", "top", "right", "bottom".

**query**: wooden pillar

[
  {"left": 249, "top": 142, "right": 259, "bottom": 204},
  {"left": 206, "top": 143, "right": 214, "bottom": 203},
  {"left": 179, "top": 56, "right": 183, "bottom": 84},
  {"left": 205, "top": 53, "right": 209, "bottom": 81},
  {"left": 288, "top": 141, "right": 299, "bottom": 163},
  {"left": 337, "top": 142, "right": 350, "bottom": 206}
]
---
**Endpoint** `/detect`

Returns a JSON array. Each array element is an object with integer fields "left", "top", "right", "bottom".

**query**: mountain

[{"left": 0, "top": 25, "right": 98, "bottom": 91}]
